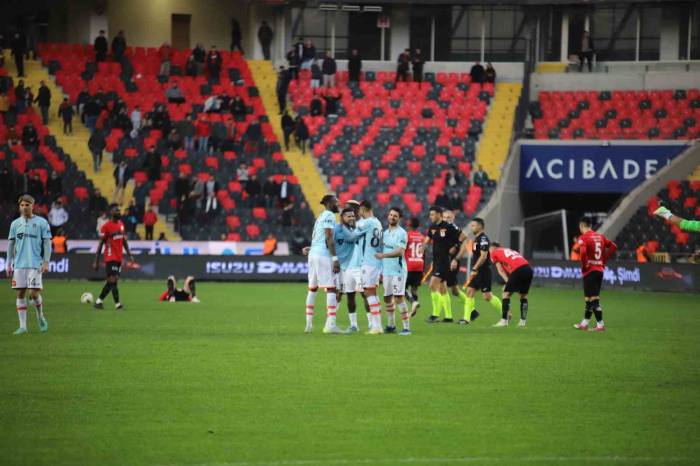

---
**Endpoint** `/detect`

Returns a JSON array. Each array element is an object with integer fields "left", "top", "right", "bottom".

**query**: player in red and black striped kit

[
  {"left": 574, "top": 216, "right": 617, "bottom": 332},
  {"left": 404, "top": 217, "right": 425, "bottom": 316}
]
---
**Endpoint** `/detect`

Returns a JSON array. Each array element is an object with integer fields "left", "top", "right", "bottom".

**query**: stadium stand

[
  {"left": 287, "top": 69, "right": 499, "bottom": 223},
  {"left": 532, "top": 89, "right": 700, "bottom": 140},
  {"left": 0, "top": 61, "right": 99, "bottom": 239},
  {"left": 35, "top": 43, "right": 314, "bottom": 241}
]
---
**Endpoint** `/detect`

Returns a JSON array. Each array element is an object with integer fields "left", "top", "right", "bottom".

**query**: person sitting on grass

[{"left": 159, "top": 275, "right": 200, "bottom": 303}]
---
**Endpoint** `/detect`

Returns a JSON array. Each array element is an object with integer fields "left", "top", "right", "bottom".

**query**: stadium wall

[{"left": 598, "top": 142, "right": 700, "bottom": 240}]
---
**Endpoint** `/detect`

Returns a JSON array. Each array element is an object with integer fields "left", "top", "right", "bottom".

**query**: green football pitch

[{"left": 0, "top": 281, "right": 698, "bottom": 466}]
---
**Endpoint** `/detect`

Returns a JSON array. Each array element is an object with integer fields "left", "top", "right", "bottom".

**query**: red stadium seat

[
  {"left": 245, "top": 224, "right": 261, "bottom": 238},
  {"left": 252, "top": 207, "right": 267, "bottom": 220}
]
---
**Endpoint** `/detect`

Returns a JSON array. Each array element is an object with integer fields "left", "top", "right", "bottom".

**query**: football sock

[
  {"left": 16, "top": 298, "right": 27, "bottom": 330},
  {"left": 367, "top": 295, "right": 382, "bottom": 329},
  {"left": 442, "top": 293, "right": 452, "bottom": 319},
  {"left": 305, "top": 290, "right": 317, "bottom": 326},
  {"left": 326, "top": 292, "right": 337, "bottom": 327},
  {"left": 489, "top": 296, "right": 502, "bottom": 313},
  {"left": 501, "top": 297, "right": 510, "bottom": 320},
  {"left": 405, "top": 290, "right": 415, "bottom": 302},
  {"left": 111, "top": 283, "right": 120, "bottom": 304},
  {"left": 430, "top": 291, "right": 441, "bottom": 317},
  {"left": 167, "top": 277, "right": 176, "bottom": 299},
  {"left": 189, "top": 279, "right": 197, "bottom": 297},
  {"left": 32, "top": 294, "right": 44, "bottom": 322},
  {"left": 520, "top": 299, "right": 528, "bottom": 321},
  {"left": 584, "top": 301, "right": 593, "bottom": 322},
  {"left": 99, "top": 282, "right": 112, "bottom": 300},
  {"left": 464, "top": 296, "right": 475, "bottom": 320},
  {"left": 386, "top": 302, "right": 396, "bottom": 327},
  {"left": 349, "top": 312, "right": 358, "bottom": 328},
  {"left": 398, "top": 301, "right": 410, "bottom": 330},
  {"left": 591, "top": 299, "right": 603, "bottom": 326}
]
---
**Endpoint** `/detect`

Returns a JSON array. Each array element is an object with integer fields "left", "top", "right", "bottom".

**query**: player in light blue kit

[
  {"left": 334, "top": 207, "right": 364, "bottom": 332},
  {"left": 304, "top": 194, "right": 341, "bottom": 334},
  {"left": 357, "top": 200, "right": 384, "bottom": 334},
  {"left": 376, "top": 207, "right": 410, "bottom": 335},
  {"left": 6, "top": 195, "right": 52, "bottom": 335}
]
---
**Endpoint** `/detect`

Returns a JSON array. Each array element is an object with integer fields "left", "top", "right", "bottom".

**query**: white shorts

[
  {"left": 308, "top": 255, "right": 337, "bottom": 290},
  {"left": 383, "top": 274, "right": 407, "bottom": 297},
  {"left": 12, "top": 268, "right": 43, "bottom": 289},
  {"left": 341, "top": 268, "right": 363, "bottom": 294},
  {"left": 362, "top": 265, "right": 381, "bottom": 289}
]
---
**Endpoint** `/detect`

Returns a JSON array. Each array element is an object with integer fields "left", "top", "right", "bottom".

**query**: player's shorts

[
  {"left": 406, "top": 271, "right": 423, "bottom": 288},
  {"left": 361, "top": 265, "right": 381, "bottom": 289},
  {"left": 383, "top": 274, "right": 407, "bottom": 297},
  {"left": 431, "top": 257, "right": 451, "bottom": 282},
  {"left": 467, "top": 266, "right": 492, "bottom": 293},
  {"left": 504, "top": 265, "right": 533, "bottom": 294},
  {"left": 583, "top": 270, "right": 604, "bottom": 297},
  {"left": 445, "top": 266, "right": 459, "bottom": 287},
  {"left": 341, "top": 268, "right": 363, "bottom": 294},
  {"left": 106, "top": 261, "right": 122, "bottom": 277},
  {"left": 159, "top": 290, "right": 192, "bottom": 302},
  {"left": 308, "top": 255, "right": 337, "bottom": 289},
  {"left": 12, "top": 268, "right": 43, "bottom": 289}
]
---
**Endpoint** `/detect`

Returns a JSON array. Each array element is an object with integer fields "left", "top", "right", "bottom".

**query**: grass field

[{"left": 0, "top": 280, "right": 698, "bottom": 466}]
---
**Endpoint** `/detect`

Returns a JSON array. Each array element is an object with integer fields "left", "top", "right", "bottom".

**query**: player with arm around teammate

[
  {"left": 356, "top": 200, "right": 384, "bottom": 334},
  {"left": 574, "top": 216, "right": 617, "bottom": 332},
  {"left": 93, "top": 204, "right": 134, "bottom": 310},
  {"left": 375, "top": 207, "right": 411, "bottom": 335},
  {"left": 489, "top": 242, "right": 533, "bottom": 328},
  {"left": 334, "top": 208, "right": 364, "bottom": 333},
  {"left": 6, "top": 195, "right": 52, "bottom": 334}
]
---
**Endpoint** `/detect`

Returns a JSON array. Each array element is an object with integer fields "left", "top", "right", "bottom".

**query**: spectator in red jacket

[
  {"left": 143, "top": 206, "right": 158, "bottom": 240},
  {"left": 196, "top": 119, "right": 210, "bottom": 154}
]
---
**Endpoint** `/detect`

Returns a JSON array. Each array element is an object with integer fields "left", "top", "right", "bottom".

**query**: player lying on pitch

[
  {"left": 653, "top": 206, "right": 700, "bottom": 232},
  {"left": 159, "top": 276, "right": 200, "bottom": 302}
]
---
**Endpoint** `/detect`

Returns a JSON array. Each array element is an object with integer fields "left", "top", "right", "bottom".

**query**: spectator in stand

[
  {"left": 113, "top": 160, "right": 132, "bottom": 204},
  {"left": 485, "top": 62, "right": 496, "bottom": 83},
  {"left": 281, "top": 110, "right": 295, "bottom": 151},
  {"left": 22, "top": 122, "right": 38, "bottom": 150},
  {"left": 396, "top": 49, "right": 410, "bottom": 82},
  {"left": 12, "top": 32, "right": 26, "bottom": 77},
  {"left": 435, "top": 191, "right": 450, "bottom": 209},
  {"left": 151, "top": 104, "right": 171, "bottom": 135},
  {"left": 445, "top": 166, "right": 462, "bottom": 188},
  {"left": 96, "top": 211, "right": 109, "bottom": 236},
  {"left": 35, "top": 81, "right": 51, "bottom": 124},
  {"left": 84, "top": 96, "right": 101, "bottom": 132},
  {"left": 295, "top": 116, "right": 309, "bottom": 154},
  {"left": 57, "top": 97, "right": 74, "bottom": 134},
  {"left": 258, "top": 21, "right": 273, "bottom": 60},
  {"left": 14, "top": 80, "right": 25, "bottom": 113},
  {"left": 196, "top": 118, "right": 210, "bottom": 154},
  {"left": 158, "top": 42, "right": 172, "bottom": 77},
  {"left": 52, "top": 228, "right": 68, "bottom": 254},
  {"left": 276, "top": 66, "right": 290, "bottom": 114},
  {"left": 348, "top": 49, "right": 362, "bottom": 83},
  {"left": 143, "top": 206, "right": 158, "bottom": 240},
  {"left": 244, "top": 119, "right": 262, "bottom": 155},
  {"left": 112, "top": 30, "right": 127, "bottom": 62},
  {"left": 167, "top": 128, "right": 182, "bottom": 151},
  {"left": 209, "top": 120, "right": 227, "bottom": 153},
  {"left": 281, "top": 200, "right": 294, "bottom": 226},
  {"left": 165, "top": 83, "right": 185, "bottom": 104},
  {"left": 175, "top": 172, "right": 191, "bottom": 206},
  {"left": 0, "top": 167, "right": 14, "bottom": 203},
  {"left": 470, "top": 60, "right": 485, "bottom": 84},
  {"left": 412, "top": 48, "right": 425, "bottom": 83},
  {"left": 231, "top": 96, "right": 246, "bottom": 121},
  {"left": 206, "top": 46, "right": 222, "bottom": 80},
  {"left": 286, "top": 47, "right": 299, "bottom": 81},
  {"left": 245, "top": 174, "right": 262, "bottom": 207},
  {"left": 263, "top": 176, "right": 279, "bottom": 208},
  {"left": 298, "top": 201, "right": 314, "bottom": 227},
  {"left": 28, "top": 173, "right": 45, "bottom": 205},
  {"left": 7, "top": 125, "right": 20, "bottom": 146},
  {"left": 321, "top": 51, "right": 337, "bottom": 88},
  {"left": 123, "top": 201, "right": 140, "bottom": 237},
  {"left": 193, "top": 43, "right": 206, "bottom": 75},
  {"left": 231, "top": 18, "right": 243, "bottom": 53},
  {"left": 130, "top": 105, "right": 142, "bottom": 132},
  {"left": 448, "top": 192, "right": 463, "bottom": 212},
  {"left": 310, "top": 59, "right": 322, "bottom": 92},
  {"left": 46, "top": 171, "right": 63, "bottom": 201},
  {"left": 0, "top": 92, "right": 9, "bottom": 119},
  {"left": 203, "top": 94, "right": 222, "bottom": 113},
  {"left": 322, "top": 91, "right": 342, "bottom": 117},
  {"left": 473, "top": 164, "right": 489, "bottom": 187},
  {"left": 88, "top": 129, "right": 106, "bottom": 172},
  {"left": 579, "top": 31, "right": 595, "bottom": 73},
  {"left": 263, "top": 234, "right": 278, "bottom": 255},
  {"left": 94, "top": 30, "right": 108, "bottom": 63},
  {"left": 24, "top": 87, "right": 34, "bottom": 112},
  {"left": 144, "top": 146, "right": 162, "bottom": 182},
  {"left": 48, "top": 200, "right": 69, "bottom": 235},
  {"left": 76, "top": 88, "right": 90, "bottom": 122},
  {"left": 89, "top": 188, "right": 109, "bottom": 214},
  {"left": 185, "top": 54, "right": 198, "bottom": 77},
  {"left": 180, "top": 114, "right": 196, "bottom": 151},
  {"left": 237, "top": 163, "right": 249, "bottom": 182},
  {"left": 301, "top": 40, "right": 316, "bottom": 70},
  {"left": 279, "top": 175, "right": 290, "bottom": 205},
  {"left": 310, "top": 95, "right": 323, "bottom": 117}
]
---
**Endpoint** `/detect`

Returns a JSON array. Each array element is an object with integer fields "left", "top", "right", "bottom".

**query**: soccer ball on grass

[{"left": 80, "top": 292, "right": 94, "bottom": 304}]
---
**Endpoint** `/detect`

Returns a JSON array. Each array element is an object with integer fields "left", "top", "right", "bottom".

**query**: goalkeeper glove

[{"left": 653, "top": 206, "right": 673, "bottom": 220}]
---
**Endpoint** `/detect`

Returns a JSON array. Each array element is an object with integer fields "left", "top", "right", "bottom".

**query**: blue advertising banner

[{"left": 520, "top": 144, "right": 687, "bottom": 192}]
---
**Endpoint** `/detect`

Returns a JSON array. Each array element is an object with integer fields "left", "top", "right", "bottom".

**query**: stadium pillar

[
  {"left": 560, "top": 13, "right": 569, "bottom": 62},
  {"left": 480, "top": 9, "right": 485, "bottom": 62},
  {"left": 430, "top": 15, "right": 435, "bottom": 61},
  {"left": 635, "top": 14, "right": 641, "bottom": 61}
]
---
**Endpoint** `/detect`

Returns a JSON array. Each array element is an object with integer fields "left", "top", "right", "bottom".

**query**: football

[{"left": 80, "top": 292, "right": 94, "bottom": 304}]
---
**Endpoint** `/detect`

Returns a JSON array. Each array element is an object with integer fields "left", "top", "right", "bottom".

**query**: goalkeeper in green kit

[{"left": 654, "top": 206, "right": 700, "bottom": 232}]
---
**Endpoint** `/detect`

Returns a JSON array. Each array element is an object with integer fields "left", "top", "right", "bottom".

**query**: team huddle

[{"left": 303, "top": 194, "right": 618, "bottom": 335}]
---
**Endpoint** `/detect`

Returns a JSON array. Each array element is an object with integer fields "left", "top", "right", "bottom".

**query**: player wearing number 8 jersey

[
  {"left": 574, "top": 217, "right": 617, "bottom": 332},
  {"left": 357, "top": 200, "right": 384, "bottom": 334}
]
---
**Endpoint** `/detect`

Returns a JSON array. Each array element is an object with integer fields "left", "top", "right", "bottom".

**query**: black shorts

[
  {"left": 106, "top": 261, "right": 122, "bottom": 277},
  {"left": 431, "top": 258, "right": 451, "bottom": 282},
  {"left": 445, "top": 267, "right": 459, "bottom": 287},
  {"left": 583, "top": 271, "right": 603, "bottom": 297},
  {"left": 504, "top": 265, "right": 533, "bottom": 294},
  {"left": 406, "top": 271, "right": 423, "bottom": 288},
  {"left": 468, "top": 266, "right": 492, "bottom": 293},
  {"left": 173, "top": 289, "right": 191, "bottom": 302}
]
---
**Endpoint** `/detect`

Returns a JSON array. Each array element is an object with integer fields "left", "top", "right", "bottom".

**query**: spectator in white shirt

[
  {"left": 48, "top": 200, "right": 69, "bottom": 235},
  {"left": 130, "top": 106, "right": 142, "bottom": 131}
]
